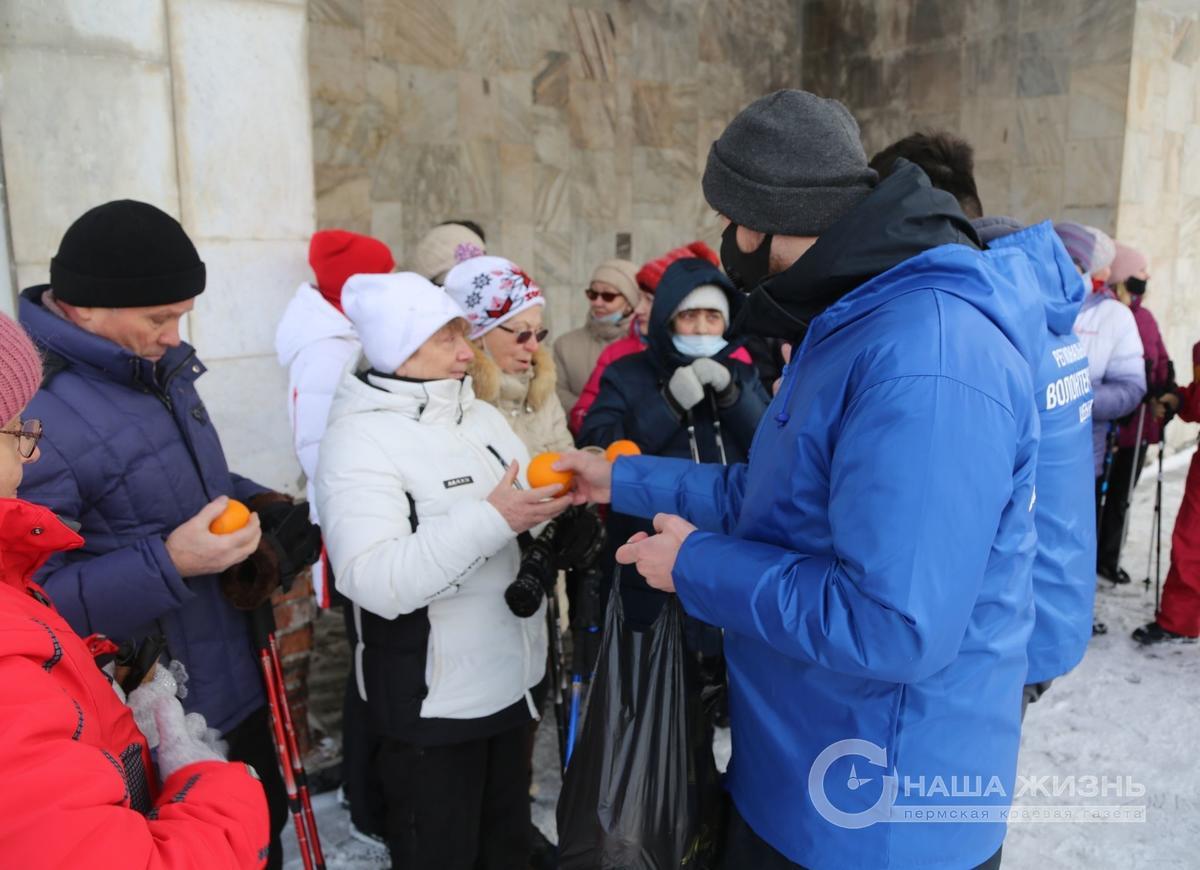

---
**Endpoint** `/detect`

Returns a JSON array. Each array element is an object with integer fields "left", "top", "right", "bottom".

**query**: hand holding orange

[
  {"left": 605, "top": 439, "right": 641, "bottom": 463},
  {"left": 527, "top": 452, "right": 574, "bottom": 493},
  {"left": 209, "top": 499, "right": 251, "bottom": 535}
]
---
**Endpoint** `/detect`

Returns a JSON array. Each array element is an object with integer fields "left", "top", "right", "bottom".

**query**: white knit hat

[
  {"left": 442, "top": 256, "right": 546, "bottom": 340},
  {"left": 412, "top": 223, "right": 487, "bottom": 283},
  {"left": 342, "top": 272, "right": 467, "bottom": 372},
  {"left": 672, "top": 284, "right": 730, "bottom": 323}
]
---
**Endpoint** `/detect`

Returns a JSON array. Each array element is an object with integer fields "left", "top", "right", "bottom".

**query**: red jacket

[{"left": 0, "top": 498, "right": 269, "bottom": 868}]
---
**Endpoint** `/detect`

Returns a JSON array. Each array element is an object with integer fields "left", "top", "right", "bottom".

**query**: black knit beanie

[
  {"left": 702, "top": 90, "right": 878, "bottom": 237},
  {"left": 50, "top": 200, "right": 206, "bottom": 308}
]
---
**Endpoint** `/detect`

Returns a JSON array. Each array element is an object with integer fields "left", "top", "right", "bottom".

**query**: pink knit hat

[
  {"left": 1109, "top": 242, "right": 1148, "bottom": 288},
  {"left": 0, "top": 313, "right": 42, "bottom": 425}
]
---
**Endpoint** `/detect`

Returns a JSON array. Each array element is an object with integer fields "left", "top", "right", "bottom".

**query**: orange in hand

[
  {"left": 605, "top": 439, "right": 641, "bottom": 462},
  {"left": 527, "top": 452, "right": 574, "bottom": 493},
  {"left": 209, "top": 499, "right": 251, "bottom": 535}
]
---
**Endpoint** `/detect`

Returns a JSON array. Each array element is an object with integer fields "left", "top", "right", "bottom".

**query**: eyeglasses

[
  {"left": 496, "top": 324, "right": 549, "bottom": 344},
  {"left": 584, "top": 288, "right": 622, "bottom": 303},
  {"left": 0, "top": 419, "right": 43, "bottom": 459}
]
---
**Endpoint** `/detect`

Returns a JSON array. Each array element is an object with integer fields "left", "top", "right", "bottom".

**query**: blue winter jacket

[
  {"left": 18, "top": 286, "right": 267, "bottom": 734},
  {"left": 611, "top": 166, "right": 1043, "bottom": 869},
  {"left": 980, "top": 221, "right": 1097, "bottom": 684}
]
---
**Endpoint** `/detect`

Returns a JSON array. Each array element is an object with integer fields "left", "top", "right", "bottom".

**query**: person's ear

[
  {"left": 57, "top": 300, "right": 94, "bottom": 323},
  {"left": 736, "top": 225, "right": 767, "bottom": 254}
]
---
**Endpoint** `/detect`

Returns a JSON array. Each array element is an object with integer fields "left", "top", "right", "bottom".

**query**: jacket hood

[
  {"left": 20, "top": 285, "right": 201, "bottom": 388},
  {"left": 275, "top": 283, "right": 357, "bottom": 367},
  {"left": 973, "top": 219, "right": 1085, "bottom": 337},
  {"left": 735, "top": 160, "right": 981, "bottom": 343},
  {"left": 646, "top": 259, "right": 744, "bottom": 374},
  {"left": 0, "top": 498, "right": 83, "bottom": 589},
  {"left": 468, "top": 344, "right": 558, "bottom": 412}
]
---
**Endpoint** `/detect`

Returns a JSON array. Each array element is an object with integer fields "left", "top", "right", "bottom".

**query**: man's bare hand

[{"left": 165, "top": 497, "right": 262, "bottom": 578}]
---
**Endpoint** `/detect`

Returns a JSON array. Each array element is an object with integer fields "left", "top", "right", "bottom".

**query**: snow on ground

[{"left": 287, "top": 447, "right": 1200, "bottom": 869}]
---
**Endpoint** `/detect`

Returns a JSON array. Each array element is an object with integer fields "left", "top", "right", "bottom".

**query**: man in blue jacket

[
  {"left": 560, "top": 91, "right": 1043, "bottom": 869},
  {"left": 870, "top": 132, "right": 1097, "bottom": 708},
  {"left": 18, "top": 200, "right": 289, "bottom": 867}
]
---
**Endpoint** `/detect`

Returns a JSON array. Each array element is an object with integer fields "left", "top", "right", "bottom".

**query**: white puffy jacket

[
  {"left": 1073, "top": 287, "right": 1146, "bottom": 474},
  {"left": 315, "top": 368, "right": 547, "bottom": 725},
  {"left": 275, "top": 283, "right": 361, "bottom": 520}
]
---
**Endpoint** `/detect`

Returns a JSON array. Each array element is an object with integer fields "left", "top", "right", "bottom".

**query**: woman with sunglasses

[
  {"left": 0, "top": 311, "right": 270, "bottom": 866},
  {"left": 444, "top": 256, "right": 574, "bottom": 457},
  {"left": 551, "top": 260, "right": 639, "bottom": 413}
]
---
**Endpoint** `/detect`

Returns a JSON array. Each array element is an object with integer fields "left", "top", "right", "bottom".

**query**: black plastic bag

[{"left": 557, "top": 579, "right": 722, "bottom": 869}]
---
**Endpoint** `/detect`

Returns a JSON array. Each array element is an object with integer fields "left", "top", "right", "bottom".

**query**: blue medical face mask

[
  {"left": 593, "top": 311, "right": 625, "bottom": 325},
  {"left": 672, "top": 334, "right": 728, "bottom": 358}
]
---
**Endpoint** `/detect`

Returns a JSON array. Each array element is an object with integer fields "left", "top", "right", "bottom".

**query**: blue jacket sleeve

[
  {"left": 673, "top": 375, "right": 1029, "bottom": 684},
  {"left": 20, "top": 431, "right": 196, "bottom": 639},
  {"left": 612, "top": 455, "right": 748, "bottom": 535},
  {"left": 578, "top": 364, "right": 689, "bottom": 455},
  {"left": 230, "top": 474, "right": 270, "bottom": 503}
]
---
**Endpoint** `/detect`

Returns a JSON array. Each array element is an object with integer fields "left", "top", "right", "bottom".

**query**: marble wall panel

[
  {"left": 169, "top": 0, "right": 315, "bottom": 240},
  {"left": 0, "top": 47, "right": 179, "bottom": 264},
  {"left": 0, "top": 0, "right": 165, "bottom": 59}
]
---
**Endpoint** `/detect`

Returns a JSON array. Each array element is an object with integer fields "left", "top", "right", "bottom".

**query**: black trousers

[
  {"left": 340, "top": 598, "right": 386, "bottom": 837},
  {"left": 224, "top": 706, "right": 289, "bottom": 870},
  {"left": 377, "top": 723, "right": 533, "bottom": 870},
  {"left": 1097, "top": 443, "right": 1151, "bottom": 571},
  {"left": 722, "top": 803, "right": 1003, "bottom": 869}
]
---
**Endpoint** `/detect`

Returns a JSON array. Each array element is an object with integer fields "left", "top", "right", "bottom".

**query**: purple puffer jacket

[
  {"left": 17, "top": 286, "right": 267, "bottom": 734},
  {"left": 1117, "top": 296, "right": 1171, "bottom": 448}
]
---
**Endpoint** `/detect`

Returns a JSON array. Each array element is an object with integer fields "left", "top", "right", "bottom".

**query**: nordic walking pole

[
  {"left": 251, "top": 604, "right": 326, "bottom": 870},
  {"left": 545, "top": 582, "right": 569, "bottom": 773},
  {"left": 1097, "top": 424, "right": 1119, "bottom": 536},
  {"left": 1154, "top": 441, "right": 1166, "bottom": 612},
  {"left": 707, "top": 391, "right": 728, "bottom": 466},
  {"left": 685, "top": 409, "right": 700, "bottom": 463},
  {"left": 1117, "top": 405, "right": 1148, "bottom": 561}
]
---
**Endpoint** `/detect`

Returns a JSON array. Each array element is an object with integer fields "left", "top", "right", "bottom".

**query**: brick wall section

[{"left": 271, "top": 569, "right": 317, "bottom": 758}]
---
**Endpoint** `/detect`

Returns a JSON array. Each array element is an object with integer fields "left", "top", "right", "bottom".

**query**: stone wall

[
  {"left": 799, "top": 0, "right": 1137, "bottom": 235},
  {"left": 308, "top": 0, "right": 801, "bottom": 335},
  {"left": 0, "top": 0, "right": 316, "bottom": 492},
  {"left": 1116, "top": 0, "right": 1200, "bottom": 449}
]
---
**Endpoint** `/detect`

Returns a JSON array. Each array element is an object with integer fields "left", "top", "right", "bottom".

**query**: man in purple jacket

[{"left": 18, "top": 200, "right": 289, "bottom": 868}]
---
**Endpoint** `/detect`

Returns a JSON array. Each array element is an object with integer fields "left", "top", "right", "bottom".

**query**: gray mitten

[
  {"left": 689, "top": 357, "right": 732, "bottom": 392},
  {"left": 666, "top": 365, "right": 705, "bottom": 413}
]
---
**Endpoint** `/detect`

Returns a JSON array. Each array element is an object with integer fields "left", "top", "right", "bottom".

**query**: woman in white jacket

[{"left": 315, "top": 272, "right": 570, "bottom": 869}]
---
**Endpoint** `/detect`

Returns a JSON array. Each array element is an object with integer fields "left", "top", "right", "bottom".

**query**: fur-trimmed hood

[
  {"left": 468, "top": 344, "right": 558, "bottom": 412},
  {"left": 468, "top": 344, "right": 574, "bottom": 455}
]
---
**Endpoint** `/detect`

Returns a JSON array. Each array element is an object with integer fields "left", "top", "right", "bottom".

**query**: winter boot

[
  {"left": 1098, "top": 564, "right": 1132, "bottom": 585},
  {"left": 1132, "top": 621, "right": 1198, "bottom": 645}
]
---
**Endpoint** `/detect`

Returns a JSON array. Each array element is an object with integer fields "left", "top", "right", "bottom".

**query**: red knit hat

[
  {"left": 308, "top": 230, "right": 395, "bottom": 309},
  {"left": 0, "top": 313, "right": 42, "bottom": 426},
  {"left": 636, "top": 241, "right": 721, "bottom": 293}
]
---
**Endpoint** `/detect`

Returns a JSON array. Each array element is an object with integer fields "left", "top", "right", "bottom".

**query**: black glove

[
  {"left": 551, "top": 505, "right": 606, "bottom": 572},
  {"left": 220, "top": 493, "right": 322, "bottom": 610}
]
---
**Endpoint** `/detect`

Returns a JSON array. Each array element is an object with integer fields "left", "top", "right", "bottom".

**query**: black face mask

[
  {"left": 1126, "top": 276, "right": 1147, "bottom": 296},
  {"left": 720, "top": 222, "right": 773, "bottom": 293}
]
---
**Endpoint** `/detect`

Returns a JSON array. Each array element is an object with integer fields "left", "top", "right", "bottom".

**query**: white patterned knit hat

[{"left": 442, "top": 256, "right": 546, "bottom": 340}]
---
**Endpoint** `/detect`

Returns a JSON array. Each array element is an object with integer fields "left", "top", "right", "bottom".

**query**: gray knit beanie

[{"left": 702, "top": 90, "right": 878, "bottom": 237}]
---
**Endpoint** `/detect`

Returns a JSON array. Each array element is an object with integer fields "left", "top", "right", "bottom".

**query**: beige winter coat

[
  {"left": 552, "top": 315, "right": 632, "bottom": 412},
  {"left": 470, "top": 345, "right": 575, "bottom": 456}
]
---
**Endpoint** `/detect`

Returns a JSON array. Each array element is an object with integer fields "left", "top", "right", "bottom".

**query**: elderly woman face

[
  {"left": 0, "top": 412, "right": 41, "bottom": 499},
  {"left": 396, "top": 319, "right": 475, "bottom": 381},
  {"left": 480, "top": 309, "right": 547, "bottom": 375}
]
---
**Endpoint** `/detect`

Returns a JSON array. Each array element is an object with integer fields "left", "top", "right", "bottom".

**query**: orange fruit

[
  {"left": 605, "top": 439, "right": 641, "bottom": 462},
  {"left": 209, "top": 499, "right": 251, "bottom": 534},
  {"left": 527, "top": 452, "right": 574, "bottom": 492}
]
